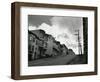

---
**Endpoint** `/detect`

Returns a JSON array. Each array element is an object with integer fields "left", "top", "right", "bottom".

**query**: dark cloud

[
  {"left": 28, "top": 15, "right": 53, "bottom": 27},
  {"left": 50, "top": 16, "right": 83, "bottom": 33}
]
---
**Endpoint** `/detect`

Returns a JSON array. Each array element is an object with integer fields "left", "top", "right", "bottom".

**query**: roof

[
  {"left": 28, "top": 31, "right": 43, "bottom": 41},
  {"left": 31, "top": 29, "right": 45, "bottom": 35},
  {"left": 61, "top": 44, "right": 68, "bottom": 50}
]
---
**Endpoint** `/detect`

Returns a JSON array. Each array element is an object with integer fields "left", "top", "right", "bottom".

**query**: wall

[{"left": 0, "top": 0, "right": 100, "bottom": 82}]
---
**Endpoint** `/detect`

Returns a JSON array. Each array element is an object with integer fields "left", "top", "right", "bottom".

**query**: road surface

[{"left": 28, "top": 55, "right": 77, "bottom": 66}]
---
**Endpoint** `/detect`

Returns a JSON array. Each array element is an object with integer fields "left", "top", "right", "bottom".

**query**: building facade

[{"left": 28, "top": 29, "right": 75, "bottom": 61}]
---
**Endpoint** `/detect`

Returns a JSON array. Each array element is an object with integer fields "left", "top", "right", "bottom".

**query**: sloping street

[{"left": 28, "top": 55, "right": 77, "bottom": 66}]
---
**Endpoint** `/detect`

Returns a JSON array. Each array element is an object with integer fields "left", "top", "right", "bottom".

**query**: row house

[
  {"left": 61, "top": 44, "right": 69, "bottom": 55},
  {"left": 28, "top": 29, "right": 75, "bottom": 61},
  {"left": 68, "top": 49, "right": 75, "bottom": 55},
  {"left": 28, "top": 30, "right": 46, "bottom": 60}
]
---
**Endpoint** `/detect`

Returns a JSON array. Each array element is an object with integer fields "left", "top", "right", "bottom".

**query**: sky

[{"left": 28, "top": 15, "right": 84, "bottom": 54}]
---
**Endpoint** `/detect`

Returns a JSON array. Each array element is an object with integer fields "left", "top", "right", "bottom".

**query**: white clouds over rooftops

[{"left": 28, "top": 16, "right": 83, "bottom": 54}]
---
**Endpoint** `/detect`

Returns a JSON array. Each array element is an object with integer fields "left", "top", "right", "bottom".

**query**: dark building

[
  {"left": 28, "top": 30, "right": 46, "bottom": 60},
  {"left": 61, "top": 44, "right": 69, "bottom": 55},
  {"left": 28, "top": 29, "right": 75, "bottom": 61},
  {"left": 68, "top": 49, "right": 75, "bottom": 55}
]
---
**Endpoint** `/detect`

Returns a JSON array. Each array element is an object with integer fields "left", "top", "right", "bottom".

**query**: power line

[{"left": 74, "top": 30, "right": 82, "bottom": 55}]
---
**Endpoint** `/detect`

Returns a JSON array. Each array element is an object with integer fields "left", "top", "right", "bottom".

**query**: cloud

[
  {"left": 50, "top": 16, "right": 83, "bottom": 32},
  {"left": 28, "top": 16, "right": 83, "bottom": 54},
  {"left": 28, "top": 15, "right": 52, "bottom": 27},
  {"left": 57, "top": 33, "right": 69, "bottom": 39}
]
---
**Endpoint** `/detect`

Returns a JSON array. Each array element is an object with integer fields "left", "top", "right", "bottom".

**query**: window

[
  {"left": 44, "top": 42, "right": 47, "bottom": 48},
  {"left": 30, "top": 36, "right": 32, "bottom": 40},
  {"left": 33, "top": 37, "right": 35, "bottom": 42},
  {"left": 28, "top": 45, "right": 32, "bottom": 51},
  {"left": 32, "top": 46, "right": 34, "bottom": 52},
  {"left": 36, "top": 40, "right": 38, "bottom": 45}
]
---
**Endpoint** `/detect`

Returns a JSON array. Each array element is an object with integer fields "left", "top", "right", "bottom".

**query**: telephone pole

[{"left": 74, "top": 30, "right": 82, "bottom": 55}]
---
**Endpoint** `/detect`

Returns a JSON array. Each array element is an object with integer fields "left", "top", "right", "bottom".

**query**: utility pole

[{"left": 74, "top": 30, "right": 82, "bottom": 55}]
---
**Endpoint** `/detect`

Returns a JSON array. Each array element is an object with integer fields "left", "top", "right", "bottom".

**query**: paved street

[
  {"left": 67, "top": 55, "right": 87, "bottom": 64},
  {"left": 28, "top": 55, "right": 77, "bottom": 66}
]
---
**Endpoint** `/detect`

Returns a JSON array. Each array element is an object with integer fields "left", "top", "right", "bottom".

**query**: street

[{"left": 28, "top": 55, "right": 77, "bottom": 66}]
